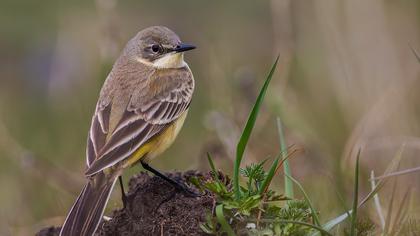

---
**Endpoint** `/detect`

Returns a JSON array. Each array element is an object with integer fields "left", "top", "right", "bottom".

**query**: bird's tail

[{"left": 59, "top": 171, "right": 118, "bottom": 236}]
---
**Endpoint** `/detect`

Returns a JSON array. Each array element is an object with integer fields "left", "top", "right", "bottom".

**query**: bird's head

[{"left": 124, "top": 26, "right": 195, "bottom": 69}]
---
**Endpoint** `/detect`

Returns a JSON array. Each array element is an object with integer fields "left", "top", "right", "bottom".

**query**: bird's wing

[{"left": 85, "top": 67, "right": 194, "bottom": 176}]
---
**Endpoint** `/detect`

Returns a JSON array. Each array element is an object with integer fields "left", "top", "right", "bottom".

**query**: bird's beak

[{"left": 173, "top": 43, "right": 196, "bottom": 53}]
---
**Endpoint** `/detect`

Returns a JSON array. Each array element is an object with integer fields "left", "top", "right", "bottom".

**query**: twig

[{"left": 370, "top": 171, "right": 385, "bottom": 230}]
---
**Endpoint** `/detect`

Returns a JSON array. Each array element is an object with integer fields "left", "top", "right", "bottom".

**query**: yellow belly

[{"left": 122, "top": 110, "right": 188, "bottom": 168}]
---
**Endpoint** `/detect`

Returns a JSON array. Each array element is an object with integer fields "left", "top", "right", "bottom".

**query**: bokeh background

[{"left": 1, "top": 0, "right": 420, "bottom": 235}]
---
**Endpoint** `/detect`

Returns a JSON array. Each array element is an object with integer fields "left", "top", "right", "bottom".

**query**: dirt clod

[{"left": 37, "top": 171, "right": 215, "bottom": 236}]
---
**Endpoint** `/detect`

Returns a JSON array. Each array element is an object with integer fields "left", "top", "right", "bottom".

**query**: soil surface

[{"left": 36, "top": 171, "right": 216, "bottom": 236}]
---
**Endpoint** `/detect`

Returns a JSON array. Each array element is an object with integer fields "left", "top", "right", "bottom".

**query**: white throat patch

[{"left": 136, "top": 53, "right": 186, "bottom": 69}]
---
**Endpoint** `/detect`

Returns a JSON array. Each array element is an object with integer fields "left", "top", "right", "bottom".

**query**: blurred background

[{"left": 1, "top": 0, "right": 420, "bottom": 235}]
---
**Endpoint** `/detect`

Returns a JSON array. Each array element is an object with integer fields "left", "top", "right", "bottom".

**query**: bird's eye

[{"left": 151, "top": 44, "right": 162, "bottom": 53}]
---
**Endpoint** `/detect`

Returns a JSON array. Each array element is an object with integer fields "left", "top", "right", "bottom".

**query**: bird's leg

[
  {"left": 118, "top": 176, "right": 128, "bottom": 209},
  {"left": 140, "top": 160, "right": 198, "bottom": 197}
]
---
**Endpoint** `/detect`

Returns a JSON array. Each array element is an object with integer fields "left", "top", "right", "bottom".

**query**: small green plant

[
  {"left": 199, "top": 156, "right": 319, "bottom": 236},
  {"left": 197, "top": 57, "right": 328, "bottom": 235}
]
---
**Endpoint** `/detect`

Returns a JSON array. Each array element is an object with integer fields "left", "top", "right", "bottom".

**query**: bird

[{"left": 59, "top": 26, "right": 196, "bottom": 236}]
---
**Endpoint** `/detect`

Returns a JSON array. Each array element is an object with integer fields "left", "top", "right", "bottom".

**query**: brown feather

[
  {"left": 85, "top": 61, "right": 193, "bottom": 176},
  {"left": 59, "top": 172, "right": 118, "bottom": 236}
]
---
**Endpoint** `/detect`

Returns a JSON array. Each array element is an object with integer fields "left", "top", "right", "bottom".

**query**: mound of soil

[{"left": 36, "top": 171, "right": 216, "bottom": 236}]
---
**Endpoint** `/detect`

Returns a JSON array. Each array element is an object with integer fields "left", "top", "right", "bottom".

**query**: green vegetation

[
  {"left": 192, "top": 58, "right": 420, "bottom": 235},
  {"left": 233, "top": 56, "right": 279, "bottom": 200}
]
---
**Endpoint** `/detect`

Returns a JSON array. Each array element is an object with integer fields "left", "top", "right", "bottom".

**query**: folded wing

[{"left": 85, "top": 67, "right": 194, "bottom": 176}]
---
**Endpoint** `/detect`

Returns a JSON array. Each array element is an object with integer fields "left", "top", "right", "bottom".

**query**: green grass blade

[
  {"left": 258, "top": 146, "right": 297, "bottom": 195},
  {"left": 233, "top": 56, "right": 279, "bottom": 199},
  {"left": 277, "top": 117, "right": 294, "bottom": 198},
  {"left": 258, "top": 154, "right": 280, "bottom": 195},
  {"left": 207, "top": 152, "right": 220, "bottom": 181},
  {"left": 285, "top": 174, "right": 321, "bottom": 227},
  {"left": 215, "top": 204, "right": 235, "bottom": 236},
  {"left": 350, "top": 150, "right": 360, "bottom": 236}
]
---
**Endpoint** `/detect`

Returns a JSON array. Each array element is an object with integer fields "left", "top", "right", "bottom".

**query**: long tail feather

[{"left": 60, "top": 172, "right": 117, "bottom": 236}]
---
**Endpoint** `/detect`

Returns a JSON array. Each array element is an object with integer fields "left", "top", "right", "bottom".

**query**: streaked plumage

[
  {"left": 86, "top": 62, "right": 194, "bottom": 175},
  {"left": 60, "top": 26, "right": 195, "bottom": 236}
]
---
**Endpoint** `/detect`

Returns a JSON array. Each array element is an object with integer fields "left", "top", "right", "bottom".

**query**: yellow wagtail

[{"left": 60, "top": 26, "right": 196, "bottom": 236}]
